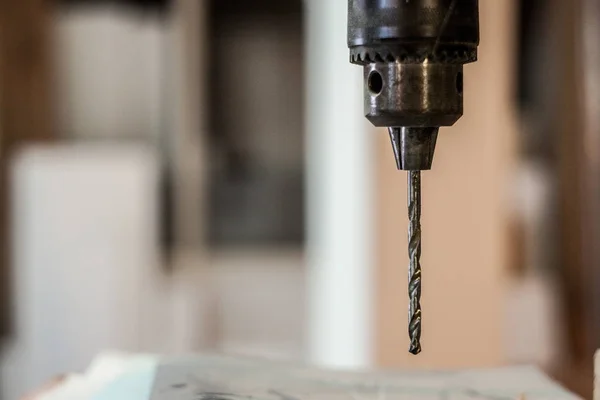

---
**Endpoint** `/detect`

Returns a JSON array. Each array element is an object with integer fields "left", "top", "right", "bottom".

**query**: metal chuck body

[{"left": 347, "top": 0, "right": 480, "bottom": 354}]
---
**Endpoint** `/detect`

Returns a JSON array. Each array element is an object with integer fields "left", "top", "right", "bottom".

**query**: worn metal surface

[
  {"left": 365, "top": 63, "right": 464, "bottom": 128},
  {"left": 347, "top": 0, "right": 480, "bottom": 354},
  {"left": 347, "top": 0, "right": 479, "bottom": 65},
  {"left": 389, "top": 127, "right": 439, "bottom": 171}
]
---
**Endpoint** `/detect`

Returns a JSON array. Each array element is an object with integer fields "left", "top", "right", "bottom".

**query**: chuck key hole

[
  {"left": 368, "top": 71, "right": 383, "bottom": 95},
  {"left": 456, "top": 71, "right": 464, "bottom": 95}
]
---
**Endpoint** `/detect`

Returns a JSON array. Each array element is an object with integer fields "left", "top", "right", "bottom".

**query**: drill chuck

[{"left": 348, "top": 0, "right": 480, "bottom": 170}]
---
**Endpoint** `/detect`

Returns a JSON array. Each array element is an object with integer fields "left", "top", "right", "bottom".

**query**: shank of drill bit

[{"left": 407, "top": 171, "right": 422, "bottom": 355}]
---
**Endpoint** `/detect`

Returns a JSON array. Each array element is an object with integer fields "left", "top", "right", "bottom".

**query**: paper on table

[
  {"left": 35, "top": 353, "right": 581, "bottom": 400},
  {"left": 37, "top": 352, "right": 158, "bottom": 400},
  {"left": 150, "top": 355, "right": 580, "bottom": 400}
]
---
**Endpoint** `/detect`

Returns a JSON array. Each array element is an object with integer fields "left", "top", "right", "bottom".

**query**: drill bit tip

[{"left": 409, "top": 342, "right": 422, "bottom": 355}]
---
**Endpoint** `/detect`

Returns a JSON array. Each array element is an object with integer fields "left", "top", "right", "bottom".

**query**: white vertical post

[{"left": 305, "top": 0, "right": 374, "bottom": 368}]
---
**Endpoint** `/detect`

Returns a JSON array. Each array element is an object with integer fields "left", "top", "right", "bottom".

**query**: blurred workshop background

[{"left": 0, "top": 0, "right": 598, "bottom": 398}]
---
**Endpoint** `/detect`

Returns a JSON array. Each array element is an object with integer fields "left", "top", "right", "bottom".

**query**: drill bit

[
  {"left": 389, "top": 127, "right": 432, "bottom": 354},
  {"left": 407, "top": 171, "right": 422, "bottom": 355}
]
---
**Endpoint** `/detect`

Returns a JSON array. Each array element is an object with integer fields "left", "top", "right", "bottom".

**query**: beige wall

[{"left": 375, "top": 0, "right": 518, "bottom": 368}]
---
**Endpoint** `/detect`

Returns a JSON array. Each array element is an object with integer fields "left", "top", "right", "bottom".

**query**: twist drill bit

[
  {"left": 389, "top": 127, "right": 434, "bottom": 354},
  {"left": 407, "top": 171, "right": 422, "bottom": 355}
]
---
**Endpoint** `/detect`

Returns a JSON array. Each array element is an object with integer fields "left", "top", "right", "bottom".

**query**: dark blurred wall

[
  {"left": 207, "top": 0, "right": 305, "bottom": 247},
  {"left": 60, "top": 0, "right": 171, "bottom": 12}
]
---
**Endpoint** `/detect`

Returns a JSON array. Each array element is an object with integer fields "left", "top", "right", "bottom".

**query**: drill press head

[
  {"left": 347, "top": 0, "right": 480, "bottom": 354},
  {"left": 348, "top": 0, "right": 480, "bottom": 170}
]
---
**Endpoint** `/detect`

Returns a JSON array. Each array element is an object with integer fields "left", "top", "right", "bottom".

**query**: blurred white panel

[
  {"left": 504, "top": 163, "right": 562, "bottom": 368},
  {"left": 211, "top": 250, "right": 305, "bottom": 361},
  {"left": 305, "top": 0, "right": 374, "bottom": 368},
  {"left": 165, "top": 251, "right": 218, "bottom": 354},
  {"left": 4, "top": 144, "right": 161, "bottom": 398},
  {"left": 505, "top": 274, "right": 563, "bottom": 368},
  {"left": 54, "top": 9, "right": 165, "bottom": 141}
]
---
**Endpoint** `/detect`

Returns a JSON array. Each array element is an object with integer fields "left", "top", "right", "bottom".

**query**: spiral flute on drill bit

[
  {"left": 408, "top": 171, "right": 422, "bottom": 355},
  {"left": 348, "top": 0, "right": 480, "bottom": 353}
]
